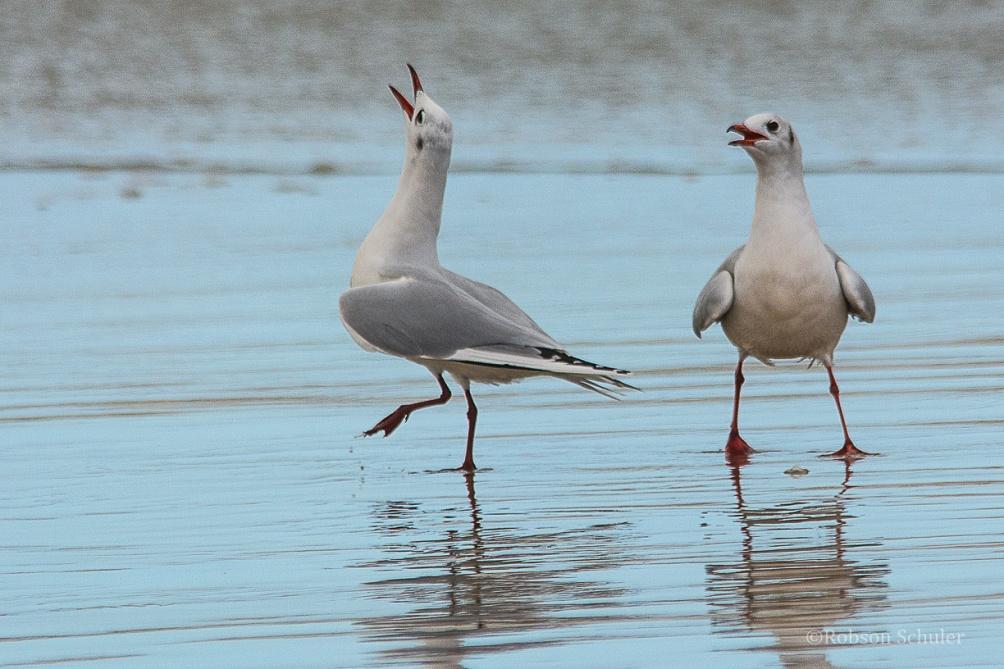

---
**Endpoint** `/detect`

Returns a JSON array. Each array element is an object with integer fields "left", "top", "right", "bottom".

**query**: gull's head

[
  {"left": 388, "top": 64, "right": 453, "bottom": 161},
  {"left": 727, "top": 113, "right": 800, "bottom": 166}
]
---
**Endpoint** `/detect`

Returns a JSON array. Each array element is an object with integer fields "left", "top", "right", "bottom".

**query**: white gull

[
  {"left": 340, "top": 65, "right": 635, "bottom": 471},
  {"left": 693, "top": 113, "right": 875, "bottom": 463}
]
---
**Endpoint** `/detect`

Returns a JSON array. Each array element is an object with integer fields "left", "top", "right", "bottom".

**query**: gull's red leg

[
  {"left": 363, "top": 374, "right": 451, "bottom": 437},
  {"left": 726, "top": 354, "right": 754, "bottom": 465},
  {"left": 823, "top": 365, "right": 874, "bottom": 458},
  {"left": 460, "top": 386, "right": 478, "bottom": 471}
]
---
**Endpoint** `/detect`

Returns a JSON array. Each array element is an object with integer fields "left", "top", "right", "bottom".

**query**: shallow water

[{"left": 2, "top": 168, "right": 1002, "bottom": 667}]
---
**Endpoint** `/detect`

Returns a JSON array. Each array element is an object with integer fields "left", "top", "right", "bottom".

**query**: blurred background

[{"left": 4, "top": 0, "right": 1002, "bottom": 174}]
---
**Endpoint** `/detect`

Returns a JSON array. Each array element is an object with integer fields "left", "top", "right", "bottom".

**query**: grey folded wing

[
  {"left": 442, "top": 269, "right": 557, "bottom": 344},
  {"left": 339, "top": 275, "right": 558, "bottom": 359},
  {"left": 826, "top": 246, "right": 876, "bottom": 323},
  {"left": 693, "top": 245, "right": 744, "bottom": 337}
]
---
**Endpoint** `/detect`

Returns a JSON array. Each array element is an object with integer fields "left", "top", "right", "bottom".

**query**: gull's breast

[{"left": 724, "top": 260, "right": 848, "bottom": 361}]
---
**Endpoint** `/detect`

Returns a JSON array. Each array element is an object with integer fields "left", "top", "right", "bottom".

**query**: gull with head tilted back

[
  {"left": 693, "top": 113, "right": 876, "bottom": 464},
  {"left": 340, "top": 65, "right": 636, "bottom": 471}
]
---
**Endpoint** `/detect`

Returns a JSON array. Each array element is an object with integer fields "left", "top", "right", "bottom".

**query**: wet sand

[{"left": 2, "top": 169, "right": 1002, "bottom": 667}]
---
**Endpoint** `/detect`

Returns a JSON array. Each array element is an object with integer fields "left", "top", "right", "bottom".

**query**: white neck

[
  {"left": 747, "top": 149, "right": 820, "bottom": 247},
  {"left": 351, "top": 139, "right": 451, "bottom": 285},
  {"left": 384, "top": 147, "right": 449, "bottom": 253}
]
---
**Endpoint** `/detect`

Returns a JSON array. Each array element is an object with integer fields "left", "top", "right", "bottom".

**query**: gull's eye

[
  {"left": 765, "top": 120, "right": 780, "bottom": 133},
  {"left": 415, "top": 109, "right": 426, "bottom": 125}
]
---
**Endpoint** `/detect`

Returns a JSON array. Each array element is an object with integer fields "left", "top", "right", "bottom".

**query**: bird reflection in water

[
  {"left": 706, "top": 462, "right": 889, "bottom": 668},
  {"left": 358, "top": 472, "right": 630, "bottom": 666}
]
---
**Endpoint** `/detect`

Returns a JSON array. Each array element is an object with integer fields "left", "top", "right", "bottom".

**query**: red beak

[
  {"left": 728, "top": 123, "right": 768, "bottom": 147},
  {"left": 407, "top": 63, "right": 423, "bottom": 98},
  {"left": 388, "top": 64, "right": 425, "bottom": 121},
  {"left": 388, "top": 84, "right": 414, "bottom": 121}
]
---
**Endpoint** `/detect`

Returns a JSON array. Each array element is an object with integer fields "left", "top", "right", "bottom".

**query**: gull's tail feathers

[
  {"left": 566, "top": 374, "right": 639, "bottom": 400},
  {"left": 431, "top": 345, "right": 639, "bottom": 397}
]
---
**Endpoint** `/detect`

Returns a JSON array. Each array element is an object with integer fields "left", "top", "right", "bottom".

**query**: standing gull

[
  {"left": 340, "top": 65, "right": 635, "bottom": 471},
  {"left": 693, "top": 113, "right": 875, "bottom": 463}
]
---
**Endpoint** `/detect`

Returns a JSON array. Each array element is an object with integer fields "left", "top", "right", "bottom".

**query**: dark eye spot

[
  {"left": 766, "top": 120, "right": 780, "bottom": 133},
  {"left": 415, "top": 109, "right": 426, "bottom": 125},
  {"left": 416, "top": 137, "right": 424, "bottom": 151}
]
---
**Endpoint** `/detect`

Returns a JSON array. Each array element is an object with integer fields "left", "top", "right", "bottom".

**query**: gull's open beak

[
  {"left": 728, "top": 123, "right": 768, "bottom": 147},
  {"left": 388, "top": 64, "right": 424, "bottom": 121}
]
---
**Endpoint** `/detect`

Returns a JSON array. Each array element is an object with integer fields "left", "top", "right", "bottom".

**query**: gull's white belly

[
  {"left": 723, "top": 264, "right": 847, "bottom": 362},
  {"left": 414, "top": 358, "right": 545, "bottom": 386}
]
